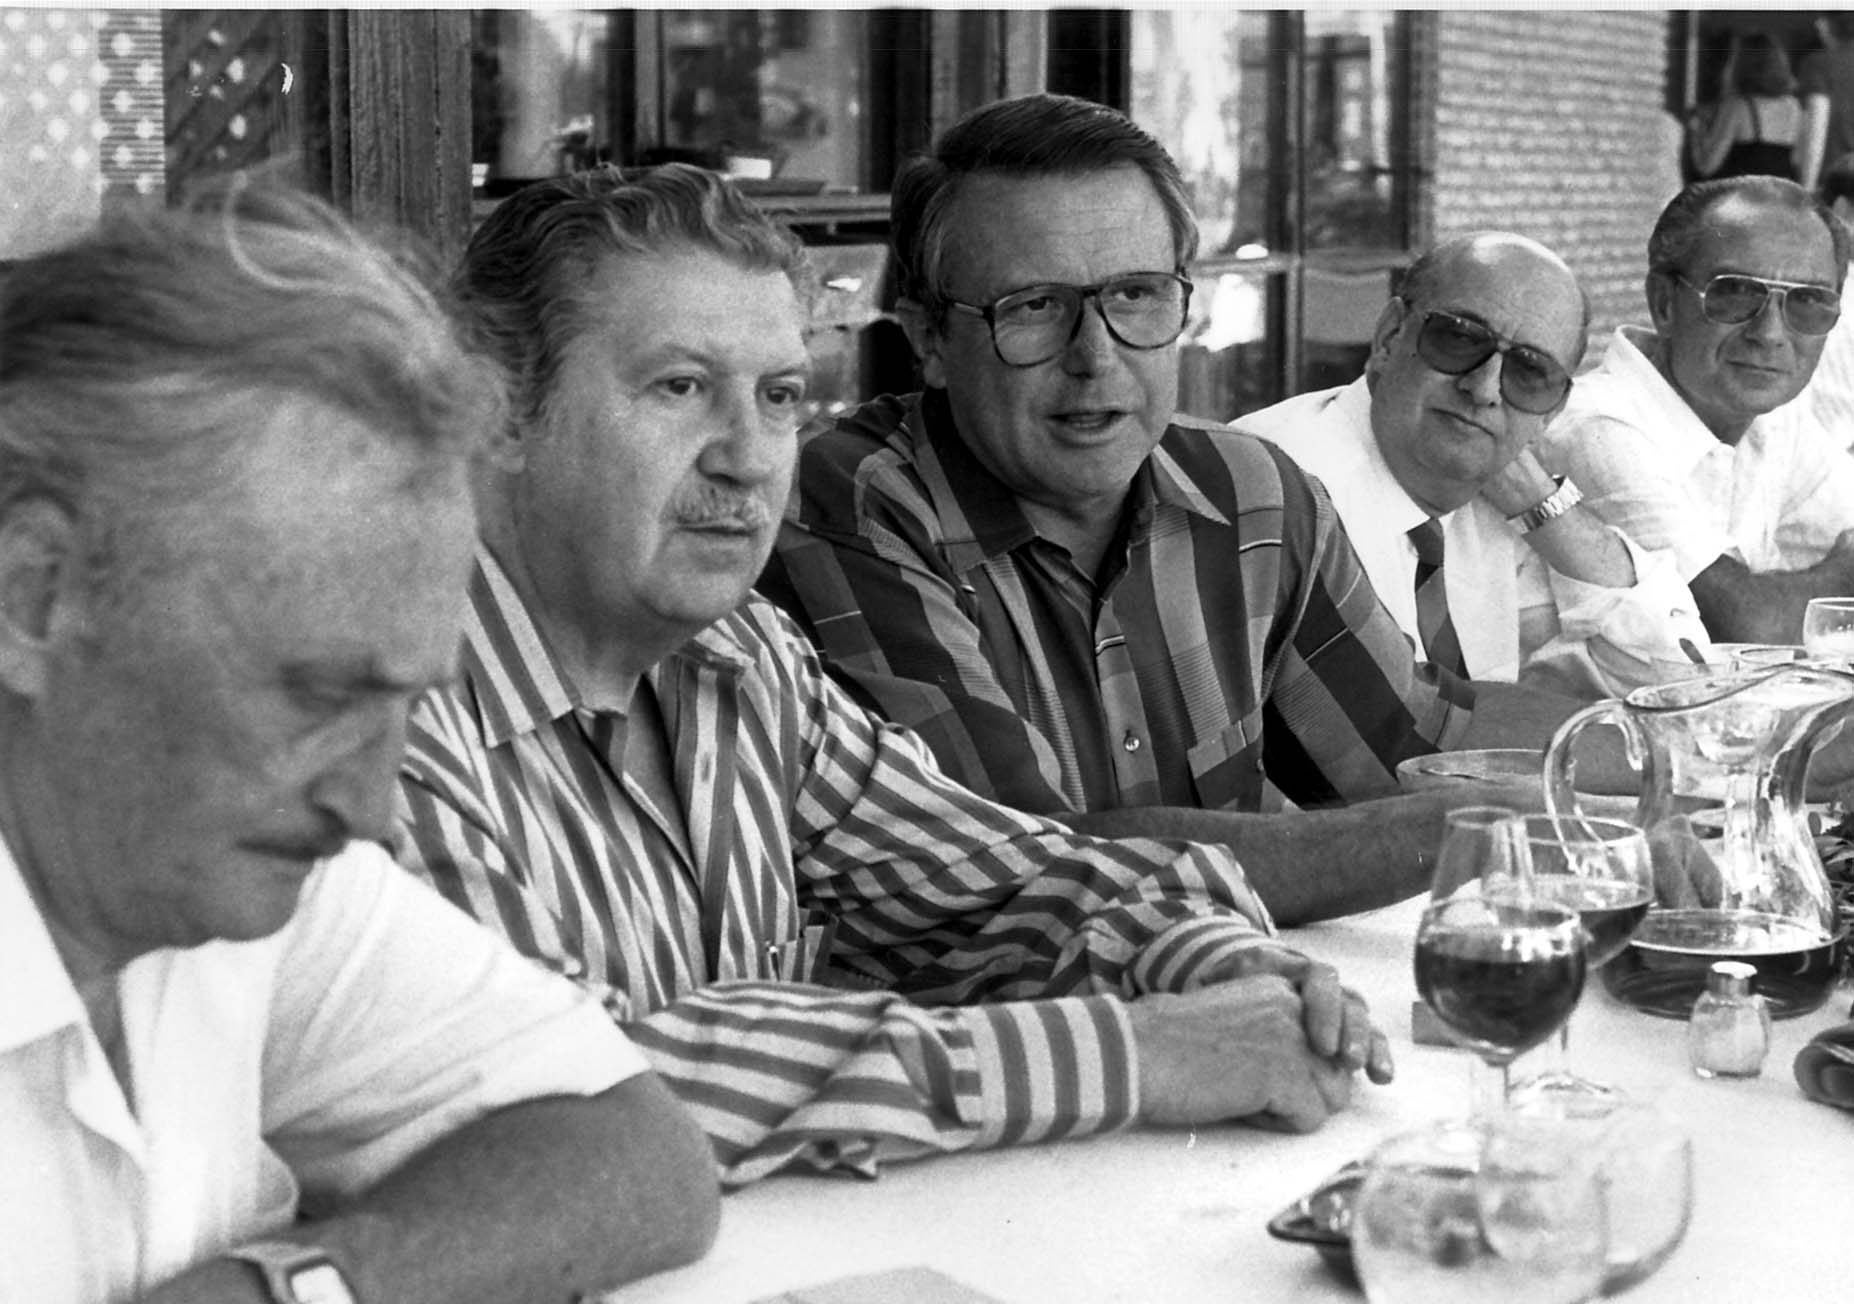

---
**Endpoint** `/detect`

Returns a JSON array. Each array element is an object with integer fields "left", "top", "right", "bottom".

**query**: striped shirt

[
  {"left": 760, "top": 389, "right": 1475, "bottom": 820},
  {"left": 394, "top": 552, "right": 1279, "bottom": 1187}
]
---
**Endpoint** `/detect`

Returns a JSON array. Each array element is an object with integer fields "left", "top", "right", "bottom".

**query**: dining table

[{"left": 615, "top": 895, "right": 1853, "bottom": 1303}]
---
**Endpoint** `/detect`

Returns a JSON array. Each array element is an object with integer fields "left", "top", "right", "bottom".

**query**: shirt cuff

[
  {"left": 1130, "top": 915, "right": 1278, "bottom": 994},
  {"left": 961, "top": 995, "right": 1139, "bottom": 1148}
]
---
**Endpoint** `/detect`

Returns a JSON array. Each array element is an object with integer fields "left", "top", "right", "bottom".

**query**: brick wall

[{"left": 1422, "top": 10, "right": 1677, "bottom": 358}]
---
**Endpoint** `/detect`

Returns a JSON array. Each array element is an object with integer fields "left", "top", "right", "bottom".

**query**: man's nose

[
  {"left": 1457, "top": 349, "right": 1504, "bottom": 406},
  {"left": 307, "top": 720, "right": 403, "bottom": 845},
  {"left": 1061, "top": 296, "right": 1118, "bottom": 373},
  {"left": 700, "top": 388, "right": 788, "bottom": 483},
  {"left": 1743, "top": 292, "right": 1791, "bottom": 344}
]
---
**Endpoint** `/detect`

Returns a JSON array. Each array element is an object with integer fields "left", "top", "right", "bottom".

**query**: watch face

[{"left": 289, "top": 1263, "right": 357, "bottom": 1304}]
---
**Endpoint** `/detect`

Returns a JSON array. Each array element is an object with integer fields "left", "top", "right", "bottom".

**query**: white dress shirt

[
  {"left": 1242, "top": 377, "right": 1706, "bottom": 698},
  {"left": 0, "top": 837, "right": 646, "bottom": 1304},
  {"left": 1803, "top": 281, "right": 1854, "bottom": 449},
  {"left": 1542, "top": 325, "right": 1854, "bottom": 581}
]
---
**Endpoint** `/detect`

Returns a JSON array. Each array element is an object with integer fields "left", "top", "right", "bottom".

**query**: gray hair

[
  {"left": 890, "top": 93, "right": 1199, "bottom": 319},
  {"left": 455, "top": 163, "right": 809, "bottom": 431},
  {"left": 1648, "top": 175, "right": 1850, "bottom": 286},
  {"left": 0, "top": 180, "right": 501, "bottom": 598}
]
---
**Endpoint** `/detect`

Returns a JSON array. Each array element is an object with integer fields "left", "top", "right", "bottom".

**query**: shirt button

[{"left": 1123, "top": 731, "right": 1142, "bottom": 753}]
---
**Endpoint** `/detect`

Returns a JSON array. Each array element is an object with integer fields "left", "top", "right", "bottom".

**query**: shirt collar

[
  {"left": 1336, "top": 378, "right": 1439, "bottom": 533},
  {"left": 0, "top": 830, "right": 87, "bottom": 1055},
  {"left": 463, "top": 547, "right": 755, "bottom": 748},
  {"left": 1596, "top": 326, "right": 1735, "bottom": 476},
  {"left": 912, "top": 388, "right": 1232, "bottom": 571}
]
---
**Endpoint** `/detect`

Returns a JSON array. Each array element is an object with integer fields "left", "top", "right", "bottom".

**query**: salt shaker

[{"left": 1688, "top": 959, "right": 1771, "bottom": 1079}]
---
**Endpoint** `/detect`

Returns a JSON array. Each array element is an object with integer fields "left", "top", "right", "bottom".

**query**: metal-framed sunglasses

[
  {"left": 1409, "top": 306, "right": 1574, "bottom": 415},
  {"left": 1672, "top": 272, "right": 1842, "bottom": 337},
  {"left": 943, "top": 271, "right": 1193, "bottom": 368}
]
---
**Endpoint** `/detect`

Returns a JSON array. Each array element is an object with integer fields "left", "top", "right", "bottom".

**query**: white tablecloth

[{"left": 616, "top": 898, "right": 1854, "bottom": 1303}]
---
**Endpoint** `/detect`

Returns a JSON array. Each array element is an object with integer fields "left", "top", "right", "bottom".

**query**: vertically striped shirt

[
  {"left": 394, "top": 553, "right": 1280, "bottom": 1187},
  {"left": 760, "top": 390, "right": 1475, "bottom": 820}
]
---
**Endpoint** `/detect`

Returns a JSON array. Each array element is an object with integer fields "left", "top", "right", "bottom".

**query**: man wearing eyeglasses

[
  {"left": 763, "top": 95, "right": 1580, "bottom": 926},
  {"left": 1541, "top": 175, "right": 1854, "bottom": 645},
  {"left": 1240, "top": 232, "right": 1705, "bottom": 698}
]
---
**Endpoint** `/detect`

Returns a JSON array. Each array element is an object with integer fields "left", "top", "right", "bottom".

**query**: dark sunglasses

[
  {"left": 1409, "top": 307, "right": 1573, "bottom": 415},
  {"left": 1672, "top": 272, "right": 1842, "bottom": 336}
]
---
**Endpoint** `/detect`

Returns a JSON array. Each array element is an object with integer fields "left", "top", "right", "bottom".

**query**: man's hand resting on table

[{"left": 1129, "top": 951, "right": 1394, "bottom": 1133}]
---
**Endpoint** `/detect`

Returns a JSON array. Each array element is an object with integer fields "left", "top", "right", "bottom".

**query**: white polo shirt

[{"left": 0, "top": 837, "right": 646, "bottom": 1303}]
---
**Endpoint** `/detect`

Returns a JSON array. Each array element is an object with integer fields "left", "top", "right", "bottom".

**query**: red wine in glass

[
  {"left": 1414, "top": 895, "right": 1587, "bottom": 1095},
  {"left": 1530, "top": 876, "right": 1655, "bottom": 967}
]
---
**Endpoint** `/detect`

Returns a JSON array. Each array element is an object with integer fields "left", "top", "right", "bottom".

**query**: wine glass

[
  {"left": 1503, "top": 815, "right": 1655, "bottom": 1100},
  {"left": 1414, "top": 891, "right": 1588, "bottom": 1112},
  {"left": 1352, "top": 1115, "right": 1610, "bottom": 1304},
  {"left": 1802, "top": 596, "right": 1854, "bottom": 667},
  {"left": 1507, "top": 1093, "right": 1694, "bottom": 1296},
  {"left": 1428, "top": 805, "right": 1526, "bottom": 903}
]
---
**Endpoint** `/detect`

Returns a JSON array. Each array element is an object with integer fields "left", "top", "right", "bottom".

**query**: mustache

[{"left": 670, "top": 487, "right": 775, "bottom": 529}]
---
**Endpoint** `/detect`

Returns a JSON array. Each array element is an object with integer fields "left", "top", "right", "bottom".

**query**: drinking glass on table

[
  {"left": 1802, "top": 596, "right": 1854, "bottom": 666},
  {"left": 1352, "top": 1115, "right": 1609, "bottom": 1304},
  {"left": 1428, "top": 805, "right": 1525, "bottom": 903},
  {"left": 1503, "top": 816, "right": 1655, "bottom": 1101}
]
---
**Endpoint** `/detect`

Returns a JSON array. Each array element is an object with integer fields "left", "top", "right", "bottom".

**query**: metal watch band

[
  {"left": 1512, "top": 475, "right": 1583, "bottom": 534},
  {"left": 222, "top": 1240, "right": 358, "bottom": 1304}
]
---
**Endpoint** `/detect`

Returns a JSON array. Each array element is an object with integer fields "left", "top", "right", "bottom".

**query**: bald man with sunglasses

[
  {"left": 1540, "top": 176, "right": 1854, "bottom": 646},
  {"left": 1242, "top": 232, "right": 1705, "bottom": 699}
]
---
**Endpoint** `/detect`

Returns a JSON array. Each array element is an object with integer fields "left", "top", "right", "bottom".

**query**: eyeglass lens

[
  {"left": 1697, "top": 274, "right": 1841, "bottom": 335},
  {"left": 1414, "top": 311, "right": 1571, "bottom": 415},
  {"left": 989, "top": 274, "right": 1189, "bottom": 366}
]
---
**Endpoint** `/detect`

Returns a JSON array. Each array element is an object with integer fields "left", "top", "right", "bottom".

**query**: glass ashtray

[{"left": 1265, "top": 1160, "right": 1366, "bottom": 1285}]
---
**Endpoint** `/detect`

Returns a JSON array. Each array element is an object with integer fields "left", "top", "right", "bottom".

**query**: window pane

[
  {"left": 473, "top": 9, "right": 612, "bottom": 185},
  {"left": 1302, "top": 11, "right": 1407, "bottom": 252},
  {"left": 659, "top": 10, "right": 865, "bottom": 189},
  {"left": 1178, "top": 270, "right": 1283, "bottom": 422},
  {"left": 1129, "top": 9, "right": 1275, "bottom": 258}
]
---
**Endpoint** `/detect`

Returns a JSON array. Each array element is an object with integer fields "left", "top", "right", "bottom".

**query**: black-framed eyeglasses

[
  {"left": 1672, "top": 272, "right": 1842, "bottom": 337},
  {"left": 1409, "top": 306, "right": 1574, "bottom": 415},
  {"left": 943, "top": 271, "right": 1193, "bottom": 368}
]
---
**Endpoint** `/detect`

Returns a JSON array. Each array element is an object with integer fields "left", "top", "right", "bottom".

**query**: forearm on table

[
  {"left": 1060, "top": 798, "right": 1454, "bottom": 926},
  {"left": 143, "top": 1079, "right": 717, "bottom": 1304},
  {"left": 627, "top": 985, "right": 1139, "bottom": 1186},
  {"left": 1689, "top": 553, "right": 1854, "bottom": 644}
]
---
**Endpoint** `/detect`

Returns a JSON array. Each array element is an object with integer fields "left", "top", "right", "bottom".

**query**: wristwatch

[
  {"left": 1510, "top": 475, "right": 1584, "bottom": 534},
  {"left": 222, "top": 1241, "right": 358, "bottom": 1304}
]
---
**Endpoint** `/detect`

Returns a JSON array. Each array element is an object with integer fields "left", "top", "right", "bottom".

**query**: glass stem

[{"left": 1470, "top": 1055, "right": 1511, "bottom": 1114}]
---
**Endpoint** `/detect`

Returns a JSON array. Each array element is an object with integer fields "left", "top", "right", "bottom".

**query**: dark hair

[
  {"left": 1735, "top": 34, "right": 1796, "bottom": 97},
  {"left": 890, "top": 93, "right": 1198, "bottom": 317},
  {"left": 457, "top": 163, "right": 809, "bottom": 430},
  {"left": 1649, "top": 175, "right": 1850, "bottom": 286},
  {"left": 0, "top": 180, "right": 497, "bottom": 595}
]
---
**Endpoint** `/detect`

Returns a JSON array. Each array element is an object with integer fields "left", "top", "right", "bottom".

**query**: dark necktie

[{"left": 1407, "top": 518, "right": 1469, "bottom": 679}]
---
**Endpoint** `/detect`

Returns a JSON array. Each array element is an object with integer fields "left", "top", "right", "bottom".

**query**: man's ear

[
  {"left": 1365, "top": 297, "right": 1408, "bottom": 383},
  {"left": 1645, "top": 270, "right": 1677, "bottom": 334},
  {"left": 0, "top": 499, "right": 81, "bottom": 701},
  {"left": 895, "top": 298, "right": 949, "bottom": 390}
]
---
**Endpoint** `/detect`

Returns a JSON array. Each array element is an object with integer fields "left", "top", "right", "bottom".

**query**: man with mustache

[
  {"left": 762, "top": 94, "right": 1581, "bottom": 928},
  {"left": 393, "top": 163, "right": 1392, "bottom": 1191},
  {"left": 1540, "top": 175, "right": 1854, "bottom": 644},
  {"left": 1238, "top": 231, "right": 1705, "bottom": 698},
  {"left": 1, "top": 185, "right": 717, "bottom": 1303}
]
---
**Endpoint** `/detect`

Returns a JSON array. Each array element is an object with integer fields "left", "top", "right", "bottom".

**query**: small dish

[
  {"left": 1395, "top": 749, "right": 1543, "bottom": 791},
  {"left": 1265, "top": 1161, "right": 1366, "bottom": 1285}
]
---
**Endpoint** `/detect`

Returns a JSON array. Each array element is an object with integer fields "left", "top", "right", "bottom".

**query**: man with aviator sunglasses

[
  {"left": 1243, "top": 232, "right": 1705, "bottom": 698},
  {"left": 1543, "top": 175, "right": 1854, "bottom": 645}
]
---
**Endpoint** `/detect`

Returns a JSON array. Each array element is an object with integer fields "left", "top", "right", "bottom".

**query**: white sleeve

[
  {"left": 1774, "top": 418, "right": 1854, "bottom": 565},
  {"left": 1549, "top": 411, "right": 1734, "bottom": 581},
  {"left": 259, "top": 842, "right": 647, "bottom": 1200}
]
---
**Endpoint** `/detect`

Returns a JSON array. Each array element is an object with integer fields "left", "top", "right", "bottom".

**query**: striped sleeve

[{"left": 625, "top": 984, "right": 1137, "bottom": 1186}]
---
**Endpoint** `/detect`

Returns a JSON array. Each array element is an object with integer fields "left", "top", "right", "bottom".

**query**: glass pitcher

[{"left": 1542, "top": 664, "right": 1854, "bottom": 1019}]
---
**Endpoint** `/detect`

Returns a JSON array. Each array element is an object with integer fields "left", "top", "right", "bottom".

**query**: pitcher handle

[{"left": 1543, "top": 699, "right": 1648, "bottom": 826}]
